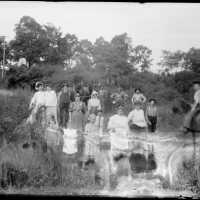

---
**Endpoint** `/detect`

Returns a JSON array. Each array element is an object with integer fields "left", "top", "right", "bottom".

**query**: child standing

[{"left": 146, "top": 99, "right": 158, "bottom": 133}]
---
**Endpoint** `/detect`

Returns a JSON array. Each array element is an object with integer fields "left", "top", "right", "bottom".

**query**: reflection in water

[{"left": 99, "top": 132, "right": 200, "bottom": 197}]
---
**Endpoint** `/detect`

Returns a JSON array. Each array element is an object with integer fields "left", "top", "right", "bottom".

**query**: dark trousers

[
  {"left": 147, "top": 116, "right": 157, "bottom": 133},
  {"left": 59, "top": 106, "right": 69, "bottom": 128}
]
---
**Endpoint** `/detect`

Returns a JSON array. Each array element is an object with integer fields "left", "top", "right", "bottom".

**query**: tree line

[{"left": 1, "top": 15, "right": 200, "bottom": 108}]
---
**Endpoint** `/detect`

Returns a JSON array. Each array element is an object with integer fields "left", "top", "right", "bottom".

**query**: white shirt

[
  {"left": 44, "top": 90, "right": 58, "bottom": 107},
  {"left": 88, "top": 98, "right": 101, "bottom": 110},
  {"left": 30, "top": 91, "right": 46, "bottom": 109},
  {"left": 128, "top": 109, "right": 147, "bottom": 127}
]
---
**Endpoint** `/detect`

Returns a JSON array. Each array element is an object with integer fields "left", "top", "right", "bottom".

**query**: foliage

[
  {"left": 131, "top": 45, "right": 153, "bottom": 72},
  {"left": 185, "top": 48, "right": 200, "bottom": 73},
  {"left": 6, "top": 64, "right": 55, "bottom": 89},
  {"left": 158, "top": 47, "right": 200, "bottom": 74},
  {"left": 0, "top": 89, "right": 31, "bottom": 141},
  {"left": 158, "top": 50, "right": 186, "bottom": 74},
  {"left": 10, "top": 16, "right": 48, "bottom": 67},
  {"left": 173, "top": 71, "right": 200, "bottom": 101}
]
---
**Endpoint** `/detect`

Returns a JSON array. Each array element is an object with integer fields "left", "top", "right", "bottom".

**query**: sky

[{"left": 0, "top": 2, "right": 200, "bottom": 72}]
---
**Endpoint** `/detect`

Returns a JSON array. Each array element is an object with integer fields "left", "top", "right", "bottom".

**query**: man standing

[
  {"left": 44, "top": 82, "right": 58, "bottom": 126},
  {"left": 80, "top": 84, "right": 90, "bottom": 107},
  {"left": 58, "top": 83, "right": 71, "bottom": 128}
]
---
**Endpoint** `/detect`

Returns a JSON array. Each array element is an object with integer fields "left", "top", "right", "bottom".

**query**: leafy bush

[
  {"left": 0, "top": 89, "right": 31, "bottom": 142},
  {"left": 5, "top": 64, "right": 55, "bottom": 90}
]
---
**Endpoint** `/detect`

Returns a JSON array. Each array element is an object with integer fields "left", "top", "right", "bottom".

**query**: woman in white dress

[{"left": 128, "top": 102, "right": 147, "bottom": 132}]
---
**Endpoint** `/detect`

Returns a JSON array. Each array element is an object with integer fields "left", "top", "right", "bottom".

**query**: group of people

[
  {"left": 27, "top": 81, "right": 160, "bottom": 169},
  {"left": 110, "top": 88, "right": 158, "bottom": 133},
  {"left": 27, "top": 81, "right": 159, "bottom": 134},
  {"left": 25, "top": 79, "right": 200, "bottom": 186}
]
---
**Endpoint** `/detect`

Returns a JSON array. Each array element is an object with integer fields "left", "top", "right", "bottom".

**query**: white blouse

[
  {"left": 88, "top": 98, "right": 101, "bottom": 110},
  {"left": 44, "top": 90, "right": 58, "bottom": 107},
  {"left": 128, "top": 109, "right": 147, "bottom": 127},
  {"left": 30, "top": 91, "right": 46, "bottom": 109}
]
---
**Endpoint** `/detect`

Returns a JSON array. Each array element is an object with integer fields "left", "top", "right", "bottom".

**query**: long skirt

[
  {"left": 59, "top": 106, "right": 69, "bottom": 128},
  {"left": 70, "top": 111, "right": 85, "bottom": 131}
]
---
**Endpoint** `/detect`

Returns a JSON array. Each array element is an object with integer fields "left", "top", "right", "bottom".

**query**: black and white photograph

[{"left": 0, "top": 1, "right": 200, "bottom": 197}]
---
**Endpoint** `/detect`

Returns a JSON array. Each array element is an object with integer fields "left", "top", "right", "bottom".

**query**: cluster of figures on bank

[
  {"left": 27, "top": 81, "right": 159, "bottom": 134},
  {"left": 26, "top": 81, "right": 159, "bottom": 163},
  {"left": 25, "top": 79, "right": 200, "bottom": 185}
]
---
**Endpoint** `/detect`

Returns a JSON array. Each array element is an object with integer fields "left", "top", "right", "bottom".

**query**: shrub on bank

[{"left": 0, "top": 89, "right": 31, "bottom": 143}]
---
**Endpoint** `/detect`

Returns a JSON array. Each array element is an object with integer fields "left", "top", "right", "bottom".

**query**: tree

[
  {"left": 110, "top": 33, "right": 133, "bottom": 63},
  {"left": 131, "top": 45, "right": 153, "bottom": 72},
  {"left": 10, "top": 16, "right": 49, "bottom": 67},
  {"left": 92, "top": 37, "right": 113, "bottom": 81},
  {"left": 59, "top": 34, "right": 79, "bottom": 69},
  {"left": 71, "top": 39, "right": 94, "bottom": 70},
  {"left": 184, "top": 48, "right": 200, "bottom": 73},
  {"left": 93, "top": 36, "right": 112, "bottom": 66},
  {"left": 91, "top": 34, "right": 134, "bottom": 87},
  {"left": 158, "top": 50, "right": 186, "bottom": 74},
  {"left": 42, "top": 23, "right": 63, "bottom": 64}
]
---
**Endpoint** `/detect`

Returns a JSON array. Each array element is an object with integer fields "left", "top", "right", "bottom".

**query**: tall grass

[
  {"left": 0, "top": 88, "right": 32, "bottom": 142},
  {"left": 0, "top": 88, "right": 187, "bottom": 193}
]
